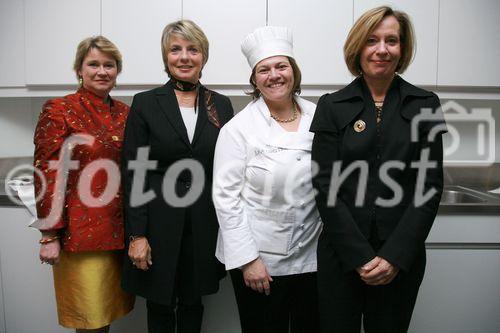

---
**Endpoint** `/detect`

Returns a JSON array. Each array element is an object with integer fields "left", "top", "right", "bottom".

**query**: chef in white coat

[{"left": 213, "top": 26, "right": 321, "bottom": 333}]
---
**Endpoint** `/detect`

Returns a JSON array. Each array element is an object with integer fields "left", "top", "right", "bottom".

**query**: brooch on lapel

[{"left": 353, "top": 120, "right": 366, "bottom": 133}]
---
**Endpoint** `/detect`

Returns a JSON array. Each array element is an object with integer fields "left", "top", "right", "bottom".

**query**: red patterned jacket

[{"left": 34, "top": 88, "right": 129, "bottom": 252}]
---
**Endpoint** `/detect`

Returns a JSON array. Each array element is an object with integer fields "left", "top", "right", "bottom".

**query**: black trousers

[
  {"left": 146, "top": 217, "right": 203, "bottom": 333},
  {"left": 317, "top": 232, "right": 426, "bottom": 333},
  {"left": 230, "top": 269, "right": 319, "bottom": 333}
]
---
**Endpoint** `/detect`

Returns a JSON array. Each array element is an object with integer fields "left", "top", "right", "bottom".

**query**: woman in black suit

[
  {"left": 121, "top": 20, "right": 233, "bottom": 333},
  {"left": 310, "top": 6, "right": 446, "bottom": 333}
]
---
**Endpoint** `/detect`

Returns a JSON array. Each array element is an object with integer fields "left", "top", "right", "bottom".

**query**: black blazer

[
  {"left": 310, "top": 76, "right": 446, "bottom": 273},
  {"left": 121, "top": 81, "right": 233, "bottom": 304}
]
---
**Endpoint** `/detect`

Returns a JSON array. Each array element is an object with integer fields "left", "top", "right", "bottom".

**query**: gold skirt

[{"left": 53, "top": 250, "right": 135, "bottom": 329}]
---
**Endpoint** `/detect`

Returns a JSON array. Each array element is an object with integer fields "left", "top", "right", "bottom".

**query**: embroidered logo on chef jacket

[{"left": 254, "top": 146, "right": 285, "bottom": 156}]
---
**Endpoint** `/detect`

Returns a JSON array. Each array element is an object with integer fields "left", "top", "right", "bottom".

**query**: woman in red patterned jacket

[{"left": 33, "top": 36, "right": 134, "bottom": 333}]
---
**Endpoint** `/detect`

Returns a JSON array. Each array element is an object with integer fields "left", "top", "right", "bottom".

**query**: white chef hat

[{"left": 241, "top": 26, "right": 294, "bottom": 69}]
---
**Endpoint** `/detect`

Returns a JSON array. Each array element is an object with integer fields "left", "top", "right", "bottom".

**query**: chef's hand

[
  {"left": 39, "top": 232, "right": 61, "bottom": 265},
  {"left": 128, "top": 237, "right": 152, "bottom": 271},
  {"left": 242, "top": 258, "right": 273, "bottom": 295},
  {"left": 358, "top": 256, "right": 399, "bottom": 285}
]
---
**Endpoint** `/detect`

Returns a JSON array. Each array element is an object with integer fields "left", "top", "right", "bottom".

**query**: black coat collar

[
  {"left": 154, "top": 81, "right": 209, "bottom": 148},
  {"left": 329, "top": 76, "right": 435, "bottom": 129}
]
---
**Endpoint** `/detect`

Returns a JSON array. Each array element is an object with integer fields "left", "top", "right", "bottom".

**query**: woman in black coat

[
  {"left": 121, "top": 20, "right": 233, "bottom": 333},
  {"left": 310, "top": 6, "right": 446, "bottom": 333}
]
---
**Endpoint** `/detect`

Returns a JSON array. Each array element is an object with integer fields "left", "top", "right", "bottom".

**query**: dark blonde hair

[
  {"left": 247, "top": 57, "right": 302, "bottom": 99},
  {"left": 344, "top": 6, "right": 415, "bottom": 76},
  {"left": 161, "top": 20, "right": 209, "bottom": 76},
  {"left": 73, "top": 36, "right": 122, "bottom": 79}
]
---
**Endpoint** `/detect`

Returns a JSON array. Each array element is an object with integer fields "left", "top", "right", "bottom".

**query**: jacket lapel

[
  {"left": 155, "top": 81, "right": 191, "bottom": 148},
  {"left": 396, "top": 76, "right": 435, "bottom": 121},
  {"left": 330, "top": 77, "right": 365, "bottom": 130}
]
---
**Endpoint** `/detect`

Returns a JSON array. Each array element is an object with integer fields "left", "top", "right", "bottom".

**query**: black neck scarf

[
  {"left": 170, "top": 76, "right": 199, "bottom": 91},
  {"left": 169, "top": 77, "right": 220, "bottom": 128}
]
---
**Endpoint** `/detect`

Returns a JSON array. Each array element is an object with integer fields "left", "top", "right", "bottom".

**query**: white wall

[{"left": 0, "top": 98, "right": 37, "bottom": 158}]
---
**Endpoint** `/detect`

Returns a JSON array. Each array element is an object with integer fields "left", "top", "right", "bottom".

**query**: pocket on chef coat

[{"left": 248, "top": 208, "right": 295, "bottom": 255}]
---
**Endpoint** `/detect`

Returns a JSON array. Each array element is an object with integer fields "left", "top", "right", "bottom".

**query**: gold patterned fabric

[{"left": 53, "top": 250, "right": 134, "bottom": 329}]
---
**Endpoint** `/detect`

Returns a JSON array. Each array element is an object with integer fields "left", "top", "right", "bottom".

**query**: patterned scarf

[{"left": 170, "top": 77, "right": 221, "bottom": 128}]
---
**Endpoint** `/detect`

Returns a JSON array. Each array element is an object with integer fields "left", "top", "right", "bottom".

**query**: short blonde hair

[
  {"left": 161, "top": 20, "right": 209, "bottom": 75},
  {"left": 73, "top": 36, "right": 122, "bottom": 79},
  {"left": 344, "top": 6, "right": 415, "bottom": 76}
]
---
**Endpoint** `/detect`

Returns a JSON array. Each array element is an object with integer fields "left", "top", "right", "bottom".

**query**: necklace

[
  {"left": 176, "top": 91, "right": 196, "bottom": 106},
  {"left": 374, "top": 100, "right": 384, "bottom": 123},
  {"left": 270, "top": 102, "right": 298, "bottom": 123}
]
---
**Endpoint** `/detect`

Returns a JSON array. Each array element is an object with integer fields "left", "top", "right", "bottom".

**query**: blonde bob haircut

[
  {"left": 344, "top": 6, "right": 415, "bottom": 76},
  {"left": 161, "top": 20, "right": 209, "bottom": 76},
  {"left": 73, "top": 36, "right": 123, "bottom": 79}
]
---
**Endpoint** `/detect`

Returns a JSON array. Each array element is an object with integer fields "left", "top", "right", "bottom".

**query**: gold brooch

[
  {"left": 111, "top": 135, "right": 119, "bottom": 141},
  {"left": 354, "top": 120, "right": 366, "bottom": 132}
]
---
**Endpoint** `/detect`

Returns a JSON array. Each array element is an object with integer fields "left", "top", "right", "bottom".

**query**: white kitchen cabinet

[
  {"left": 438, "top": 0, "right": 500, "bottom": 87},
  {"left": 407, "top": 214, "right": 500, "bottom": 332},
  {"left": 268, "top": 0, "right": 353, "bottom": 85},
  {"left": 183, "top": 0, "right": 267, "bottom": 85},
  {"left": 25, "top": 0, "right": 101, "bottom": 85},
  {"left": 427, "top": 214, "right": 500, "bottom": 243},
  {"left": 354, "top": 0, "right": 439, "bottom": 86},
  {"left": 101, "top": 0, "right": 182, "bottom": 85},
  {"left": 0, "top": 207, "right": 67, "bottom": 333},
  {"left": 0, "top": 0, "right": 25, "bottom": 87},
  {"left": 0, "top": 251, "right": 5, "bottom": 333},
  {"left": 409, "top": 249, "right": 500, "bottom": 333}
]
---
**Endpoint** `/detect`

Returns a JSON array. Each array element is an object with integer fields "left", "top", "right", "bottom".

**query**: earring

[{"left": 78, "top": 76, "right": 83, "bottom": 87}]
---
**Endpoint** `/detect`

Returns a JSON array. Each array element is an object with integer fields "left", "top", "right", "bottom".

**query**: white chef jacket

[{"left": 213, "top": 96, "right": 322, "bottom": 276}]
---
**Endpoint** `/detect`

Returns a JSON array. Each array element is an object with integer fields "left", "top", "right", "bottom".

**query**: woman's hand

[
  {"left": 358, "top": 256, "right": 399, "bottom": 285},
  {"left": 241, "top": 258, "right": 273, "bottom": 295},
  {"left": 39, "top": 240, "right": 61, "bottom": 265},
  {"left": 128, "top": 237, "right": 152, "bottom": 271}
]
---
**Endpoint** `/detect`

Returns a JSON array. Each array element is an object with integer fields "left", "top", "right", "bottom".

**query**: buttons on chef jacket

[
  {"left": 298, "top": 242, "right": 303, "bottom": 248},
  {"left": 296, "top": 155, "right": 302, "bottom": 161}
]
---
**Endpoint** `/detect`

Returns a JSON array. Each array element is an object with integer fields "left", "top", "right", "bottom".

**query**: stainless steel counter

[
  {"left": 438, "top": 185, "right": 500, "bottom": 214},
  {"left": 439, "top": 164, "right": 500, "bottom": 214}
]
